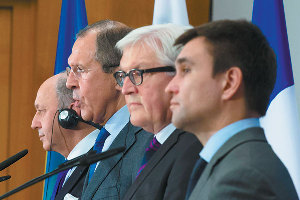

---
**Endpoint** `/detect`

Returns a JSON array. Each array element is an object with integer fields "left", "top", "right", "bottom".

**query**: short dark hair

[
  {"left": 175, "top": 20, "right": 276, "bottom": 116},
  {"left": 77, "top": 20, "right": 133, "bottom": 73}
]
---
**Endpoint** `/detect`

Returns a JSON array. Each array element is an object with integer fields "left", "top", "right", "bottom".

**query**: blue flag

[
  {"left": 253, "top": 0, "right": 300, "bottom": 196},
  {"left": 44, "top": 0, "right": 88, "bottom": 199}
]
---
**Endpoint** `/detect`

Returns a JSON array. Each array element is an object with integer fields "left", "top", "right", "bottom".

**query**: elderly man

[
  {"left": 166, "top": 20, "right": 298, "bottom": 200},
  {"left": 66, "top": 20, "right": 152, "bottom": 200},
  {"left": 114, "top": 24, "right": 202, "bottom": 200},
  {"left": 31, "top": 72, "right": 97, "bottom": 199}
]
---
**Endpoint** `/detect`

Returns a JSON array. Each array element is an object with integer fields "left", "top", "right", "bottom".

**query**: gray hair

[
  {"left": 77, "top": 20, "right": 133, "bottom": 73},
  {"left": 56, "top": 72, "right": 74, "bottom": 110},
  {"left": 116, "top": 23, "right": 191, "bottom": 66}
]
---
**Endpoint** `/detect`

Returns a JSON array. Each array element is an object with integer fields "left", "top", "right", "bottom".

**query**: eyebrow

[{"left": 176, "top": 57, "right": 193, "bottom": 65}]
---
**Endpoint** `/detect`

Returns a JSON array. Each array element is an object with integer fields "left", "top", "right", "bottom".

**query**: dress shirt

[
  {"left": 95, "top": 105, "right": 130, "bottom": 169},
  {"left": 200, "top": 118, "right": 260, "bottom": 162},
  {"left": 63, "top": 129, "right": 100, "bottom": 185},
  {"left": 155, "top": 123, "right": 176, "bottom": 145}
]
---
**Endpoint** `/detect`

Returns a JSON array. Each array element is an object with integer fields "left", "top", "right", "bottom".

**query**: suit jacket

[
  {"left": 54, "top": 164, "right": 89, "bottom": 200},
  {"left": 122, "top": 129, "right": 202, "bottom": 200},
  {"left": 189, "top": 127, "right": 298, "bottom": 200},
  {"left": 81, "top": 122, "right": 153, "bottom": 200}
]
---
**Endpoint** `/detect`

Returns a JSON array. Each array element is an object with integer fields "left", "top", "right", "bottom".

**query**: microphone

[
  {"left": 0, "top": 146, "right": 125, "bottom": 199},
  {"left": 0, "top": 176, "right": 11, "bottom": 182},
  {"left": 0, "top": 149, "right": 28, "bottom": 171},
  {"left": 58, "top": 108, "right": 102, "bottom": 130}
]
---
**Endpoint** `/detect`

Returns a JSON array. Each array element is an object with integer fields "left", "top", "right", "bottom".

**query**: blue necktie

[
  {"left": 50, "top": 168, "right": 69, "bottom": 200},
  {"left": 136, "top": 136, "right": 161, "bottom": 177},
  {"left": 185, "top": 157, "right": 207, "bottom": 200},
  {"left": 88, "top": 127, "right": 110, "bottom": 182}
]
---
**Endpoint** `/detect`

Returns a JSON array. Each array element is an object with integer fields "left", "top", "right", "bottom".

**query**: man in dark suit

[
  {"left": 114, "top": 24, "right": 202, "bottom": 200},
  {"left": 166, "top": 20, "right": 298, "bottom": 200},
  {"left": 66, "top": 20, "right": 152, "bottom": 199},
  {"left": 31, "top": 72, "right": 98, "bottom": 200}
]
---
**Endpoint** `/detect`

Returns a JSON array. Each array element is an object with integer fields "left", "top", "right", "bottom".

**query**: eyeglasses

[
  {"left": 113, "top": 66, "right": 175, "bottom": 87},
  {"left": 66, "top": 66, "right": 93, "bottom": 80}
]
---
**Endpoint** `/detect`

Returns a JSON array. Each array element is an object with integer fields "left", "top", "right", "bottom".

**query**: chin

[
  {"left": 130, "top": 115, "right": 145, "bottom": 128},
  {"left": 43, "top": 144, "right": 51, "bottom": 152}
]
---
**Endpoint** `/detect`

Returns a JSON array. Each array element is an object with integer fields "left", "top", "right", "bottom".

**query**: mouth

[
  {"left": 39, "top": 134, "right": 45, "bottom": 141},
  {"left": 70, "top": 100, "right": 81, "bottom": 116},
  {"left": 169, "top": 100, "right": 179, "bottom": 110}
]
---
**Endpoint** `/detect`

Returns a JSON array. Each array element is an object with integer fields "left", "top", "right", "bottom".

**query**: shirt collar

[
  {"left": 155, "top": 123, "right": 176, "bottom": 144},
  {"left": 67, "top": 129, "right": 100, "bottom": 160},
  {"left": 104, "top": 105, "right": 130, "bottom": 137},
  {"left": 200, "top": 118, "right": 260, "bottom": 162}
]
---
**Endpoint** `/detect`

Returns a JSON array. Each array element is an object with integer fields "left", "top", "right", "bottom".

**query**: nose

[
  {"left": 165, "top": 75, "right": 179, "bottom": 95},
  {"left": 31, "top": 112, "right": 41, "bottom": 130},
  {"left": 66, "top": 71, "right": 79, "bottom": 90},
  {"left": 122, "top": 76, "right": 138, "bottom": 95},
  {"left": 66, "top": 55, "right": 79, "bottom": 89}
]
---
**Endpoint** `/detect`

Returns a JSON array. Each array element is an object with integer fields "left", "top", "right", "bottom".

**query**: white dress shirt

[
  {"left": 63, "top": 129, "right": 99, "bottom": 185},
  {"left": 94, "top": 105, "right": 130, "bottom": 169},
  {"left": 155, "top": 123, "right": 176, "bottom": 145}
]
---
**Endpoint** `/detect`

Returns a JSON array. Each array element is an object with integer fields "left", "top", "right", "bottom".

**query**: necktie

[
  {"left": 136, "top": 136, "right": 161, "bottom": 177},
  {"left": 50, "top": 169, "right": 69, "bottom": 200},
  {"left": 185, "top": 157, "right": 207, "bottom": 200},
  {"left": 88, "top": 127, "right": 110, "bottom": 182}
]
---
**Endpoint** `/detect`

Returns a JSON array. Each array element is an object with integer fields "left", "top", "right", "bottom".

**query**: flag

[
  {"left": 152, "top": 0, "right": 189, "bottom": 25},
  {"left": 44, "top": 0, "right": 88, "bottom": 199},
  {"left": 253, "top": 0, "right": 300, "bottom": 196}
]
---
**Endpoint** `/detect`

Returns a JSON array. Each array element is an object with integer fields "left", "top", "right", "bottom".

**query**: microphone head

[{"left": 58, "top": 109, "right": 79, "bottom": 129}]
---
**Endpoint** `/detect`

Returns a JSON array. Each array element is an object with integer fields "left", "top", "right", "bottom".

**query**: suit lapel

[
  {"left": 86, "top": 122, "right": 142, "bottom": 198},
  {"left": 192, "top": 127, "right": 267, "bottom": 195},
  {"left": 55, "top": 165, "right": 89, "bottom": 199},
  {"left": 125, "top": 129, "right": 184, "bottom": 198}
]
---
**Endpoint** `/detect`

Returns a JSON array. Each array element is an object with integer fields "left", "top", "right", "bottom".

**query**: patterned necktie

[
  {"left": 88, "top": 127, "right": 110, "bottom": 182},
  {"left": 136, "top": 136, "right": 161, "bottom": 177},
  {"left": 50, "top": 168, "right": 69, "bottom": 200},
  {"left": 185, "top": 157, "right": 207, "bottom": 200}
]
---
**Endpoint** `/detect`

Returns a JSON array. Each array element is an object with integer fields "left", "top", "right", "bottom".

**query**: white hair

[{"left": 116, "top": 23, "right": 192, "bottom": 66}]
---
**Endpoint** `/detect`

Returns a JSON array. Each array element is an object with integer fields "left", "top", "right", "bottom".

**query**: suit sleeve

[{"left": 163, "top": 140, "right": 202, "bottom": 200}]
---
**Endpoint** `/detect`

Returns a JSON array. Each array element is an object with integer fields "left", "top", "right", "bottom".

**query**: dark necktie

[
  {"left": 50, "top": 168, "right": 69, "bottom": 200},
  {"left": 88, "top": 127, "right": 110, "bottom": 182},
  {"left": 185, "top": 157, "right": 208, "bottom": 200},
  {"left": 136, "top": 136, "right": 161, "bottom": 177}
]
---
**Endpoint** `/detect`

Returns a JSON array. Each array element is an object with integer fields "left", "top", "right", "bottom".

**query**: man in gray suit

[
  {"left": 66, "top": 20, "right": 152, "bottom": 199},
  {"left": 114, "top": 24, "right": 202, "bottom": 200},
  {"left": 166, "top": 20, "right": 298, "bottom": 200}
]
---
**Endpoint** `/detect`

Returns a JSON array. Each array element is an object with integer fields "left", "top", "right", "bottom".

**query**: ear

[{"left": 221, "top": 67, "right": 243, "bottom": 101}]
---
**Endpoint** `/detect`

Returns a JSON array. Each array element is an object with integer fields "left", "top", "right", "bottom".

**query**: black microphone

[
  {"left": 0, "top": 176, "right": 11, "bottom": 182},
  {"left": 0, "top": 146, "right": 125, "bottom": 199},
  {"left": 0, "top": 149, "right": 28, "bottom": 171},
  {"left": 58, "top": 108, "right": 102, "bottom": 130}
]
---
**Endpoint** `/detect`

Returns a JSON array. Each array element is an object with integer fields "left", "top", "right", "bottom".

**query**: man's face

[
  {"left": 120, "top": 44, "right": 174, "bottom": 133},
  {"left": 66, "top": 31, "right": 118, "bottom": 124},
  {"left": 166, "top": 37, "right": 224, "bottom": 133},
  {"left": 31, "top": 81, "right": 61, "bottom": 151}
]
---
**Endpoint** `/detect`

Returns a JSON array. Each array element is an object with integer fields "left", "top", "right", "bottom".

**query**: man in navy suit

[
  {"left": 32, "top": 72, "right": 98, "bottom": 199},
  {"left": 114, "top": 24, "right": 202, "bottom": 200}
]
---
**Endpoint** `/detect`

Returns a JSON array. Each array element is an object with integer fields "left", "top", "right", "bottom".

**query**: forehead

[
  {"left": 178, "top": 37, "right": 211, "bottom": 60},
  {"left": 120, "top": 43, "right": 160, "bottom": 71},
  {"left": 35, "top": 84, "right": 57, "bottom": 109},
  {"left": 70, "top": 32, "right": 97, "bottom": 61}
]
